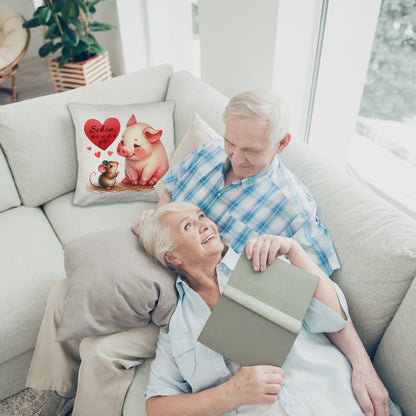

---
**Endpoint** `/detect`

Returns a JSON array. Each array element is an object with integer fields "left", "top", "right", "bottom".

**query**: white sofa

[{"left": 0, "top": 64, "right": 415, "bottom": 416}]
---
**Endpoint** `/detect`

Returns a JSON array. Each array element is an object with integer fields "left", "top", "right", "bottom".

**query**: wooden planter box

[{"left": 47, "top": 52, "right": 112, "bottom": 93}]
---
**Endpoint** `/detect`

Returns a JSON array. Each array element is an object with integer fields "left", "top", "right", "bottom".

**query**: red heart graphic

[
  {"left": 95, "top": 151, "right": 101, "bottom": 158},
  {"left": 84, "top": 118, "right": 121, "bottom": 150},
  {"left": 87, "top": 146, "right": 91, "bottom": 151},
  {"left": 108, "top": 151, "right": 113, "bottom": 156}
]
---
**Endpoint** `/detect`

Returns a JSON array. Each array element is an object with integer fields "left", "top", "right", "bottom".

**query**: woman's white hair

[
  {"left": 140, "top": 201, "right": 200, "bottom": 267},
  {"left": 223, "top": 89, "right": 290, "bottom": 146}
]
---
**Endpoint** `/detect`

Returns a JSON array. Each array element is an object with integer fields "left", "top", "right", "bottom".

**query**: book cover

[{"left": 198, "top": 255, "right": 319, "bottom": 367}]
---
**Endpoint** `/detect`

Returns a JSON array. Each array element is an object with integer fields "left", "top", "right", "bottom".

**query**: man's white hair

[
  {"left": 223, "top": 89, "right": 290, "bottom": 146},
  {"left": 140, "top": 201, "right": 200, "bottom": 267}
]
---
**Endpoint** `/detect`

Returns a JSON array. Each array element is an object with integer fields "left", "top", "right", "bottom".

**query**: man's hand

[
  {"left": 352, "top": 364, "right": 390, "bottom": 416},
  {"left": 225, "top": 365, "right": 284, "bottom": 408},
  {"left": 245, "top": 235, "right": 296, "bottom": 272},
  {"left": 132, "top": 209, "right": 156, "bottom": 236}
]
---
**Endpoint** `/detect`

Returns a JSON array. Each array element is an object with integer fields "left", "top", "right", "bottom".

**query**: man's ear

[
  {"left": 164, "top": 252, "right": 183, "bottom": 266},
  {"left": 276, "top": 133, "right": 291, "bottom": 154}
]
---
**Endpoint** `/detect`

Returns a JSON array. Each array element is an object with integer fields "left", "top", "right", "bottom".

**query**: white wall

[
  {"left": 198, "top": 0, "right": 323, "bottom": 144},
  {"left": 199, "top": 0, "right": 280, "bottom": 98}
]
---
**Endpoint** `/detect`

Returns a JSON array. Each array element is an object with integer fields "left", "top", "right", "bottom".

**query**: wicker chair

[{"left": 0, "top": 2, "right": 30, "bottom": 103}]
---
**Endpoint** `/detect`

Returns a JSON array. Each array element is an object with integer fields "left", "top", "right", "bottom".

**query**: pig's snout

[{"left": 117, "top": 142, "right": 130, "bottom": 158}]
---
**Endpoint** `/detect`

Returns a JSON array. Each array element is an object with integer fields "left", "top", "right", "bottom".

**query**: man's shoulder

[
  {"left": 192, "top": 139, "right": 225, "bottom": 162},
  {"left": 269, "top": 157, "right": 316, "bottom": 210}
]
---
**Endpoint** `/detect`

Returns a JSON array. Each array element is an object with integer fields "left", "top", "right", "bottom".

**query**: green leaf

[
  {"left": 53, "top": 0, "right": 65, "bottom": 13},
  {"left": 74, "top": 0, "right": 88, "bottom": 14},
  {"left": 44, "top": 23, "right": 59, "bottom": 39},
  {"left": 22, "top": 17, "right": 41, "bottom": 28},
  {"left": 39, "top": 7, "right": 53, "bottom": 24},
  {"left": 62, "top": 28, "right": 79, "bottom": 46},
  {"left": 62, "top": 0, "right": 79, "bottom": 21},
  {"left": 38, "top": 41, "right": 54, "bottom": 57},
  {"left": 51, "top": 42, "right": 63, "bottom": 53},
  {"left": 89, "top": 43, "right": 105, "bottom": 56},
  {"left": 69, "top": 15, "right": 85, "bottom": 32},
  {"left": 61, "top": 45, "right": 72, "bottom": 59},
  {"left": 59, "top": 55, "right": 69, "bottom": 67},
  {"left": 89, "top": 22, "right": 114, "bottom": 31}
]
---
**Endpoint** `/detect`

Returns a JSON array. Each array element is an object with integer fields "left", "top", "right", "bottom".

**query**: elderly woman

[{"left": 140, "top": 202, "right": 400, "bottom": 416}]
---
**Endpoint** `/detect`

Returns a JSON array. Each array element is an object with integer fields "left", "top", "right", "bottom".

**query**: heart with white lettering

[{"left": 84, "top": 118, "right": 121, "bottom": 150}]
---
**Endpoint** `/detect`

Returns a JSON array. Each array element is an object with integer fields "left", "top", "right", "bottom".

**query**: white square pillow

[
  {"left": 154, "top": 113, "right": 223, "bottom": 196},
  {"left": 69, "top": 101, "right": 175, "bottom": 206}
]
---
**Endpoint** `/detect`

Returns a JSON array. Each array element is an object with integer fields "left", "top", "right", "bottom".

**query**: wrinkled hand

[
  {"left": 245, "top": 235, "right": 296, "bottom": 272},
  {"left": 352, "top": 364, "right": 390, "bottom": 416},
  {"left": 226, "top": 365, "right": 284, "bottom": 407},
  {"left": 132, "top": 209, "right": 156, "bottom": 236}
]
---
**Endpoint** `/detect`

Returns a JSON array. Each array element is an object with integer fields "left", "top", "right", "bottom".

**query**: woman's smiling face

[{"left": 162, "top": 208, "right": 224, "bottom": 267}]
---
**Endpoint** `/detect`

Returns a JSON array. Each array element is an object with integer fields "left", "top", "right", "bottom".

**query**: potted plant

[{"left": 23, "top": 0, "right": 116, "bottom": 92}]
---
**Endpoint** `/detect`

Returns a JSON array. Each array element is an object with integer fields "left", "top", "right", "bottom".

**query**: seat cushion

[
  {"left": 0, "top": 206, "right": 65, "bottom": 364},
  {"left": 0, "top": 64, "right": 173, "bottom": 207},
  {"left": 280, "top": 141, "right": 416, "bottom": 356},
  {"left": 43, "top": 192, "right": 156, "bottom": 244}
]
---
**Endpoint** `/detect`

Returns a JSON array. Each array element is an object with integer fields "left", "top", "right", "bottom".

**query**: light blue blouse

[{"left": 145, "top": 248, "right": 399, "bottom": 415}]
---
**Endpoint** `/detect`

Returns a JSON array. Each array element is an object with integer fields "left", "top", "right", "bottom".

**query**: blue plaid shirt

[{"left": 162, "top": 140, "right": 340, "bottom": 275}]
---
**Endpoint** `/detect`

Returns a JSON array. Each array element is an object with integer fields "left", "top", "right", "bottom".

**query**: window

[{"left": 347, "top": 0, "right": 416, "bottom": 218}]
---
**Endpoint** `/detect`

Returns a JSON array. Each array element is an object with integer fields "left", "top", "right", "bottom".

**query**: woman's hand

[
  {"left": 245, "top": 235, "right": 297, "bottom": 272},
  {"left": 132, "top": 209, "right": 155, "bottom": 236},
  {"left": 225, "top": 365, "right": 285, "bottom": 407}
]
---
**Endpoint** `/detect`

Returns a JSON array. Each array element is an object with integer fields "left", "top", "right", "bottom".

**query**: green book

[{"left": 198, "top": 255, "right": 319, "bottom": 367}]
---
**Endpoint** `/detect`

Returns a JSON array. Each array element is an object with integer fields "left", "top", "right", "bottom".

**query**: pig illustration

[{"left": 117, "top": 115, "right": 169, "bottom": 186}]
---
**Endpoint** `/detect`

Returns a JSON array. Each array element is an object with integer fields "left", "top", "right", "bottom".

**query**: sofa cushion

[
  {"left": 0, "top": 206, "right": 65, "bottom": 364},
  {"left": 0, "top": 64, "right": 173, "bottom": 207},
  {"left": 280, "top": 141, "right": 416, "bottom": 356},
  {"left": 0, "top": 144, "right": 20, "bottom": 212},
  {"left": 68, "top": 101, "right": 175, "bottom": 206},
  {"left": 56, "top": 227, "right": 177, "bottom": 341},
  {"left": 43, "top": 192, "right": 155, "bottom": 245},
  {"left": 166, "top": 71, "right": 228, "bottom": 146},
  {"left": 373, "top": 277, "right": 416, "bottom": 416}
]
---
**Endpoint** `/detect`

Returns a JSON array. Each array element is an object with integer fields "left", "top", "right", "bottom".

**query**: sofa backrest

[
  {"left": 166, "top": 70, "right": 229, "bottom": 145},
  {"left": 281, "top": 141, "right": 416, "bottom": 354},
  {"left": 0, "top": 64, "right": 173, "bottom": 207},
  {"left": 0, "top": 144, "right": 21, "bottom": 212}
]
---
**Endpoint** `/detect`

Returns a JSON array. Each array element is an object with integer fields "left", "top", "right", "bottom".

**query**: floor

[{"left": 0, "top": 56, "right": 55, "bottom": 106}]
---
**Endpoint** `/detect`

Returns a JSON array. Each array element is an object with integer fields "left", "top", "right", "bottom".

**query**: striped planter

[{"left": 47, "top": 52, "right": 112, "bottom": 93}]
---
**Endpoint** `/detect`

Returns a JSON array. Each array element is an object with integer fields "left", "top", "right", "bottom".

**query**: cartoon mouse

[
  {"left": 89, "top": 160, "right": 119, "bottom": 189},
  {"left": 117, "top": 115, "right": 169, "bottom": 186}
]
